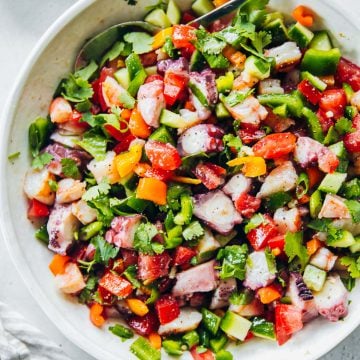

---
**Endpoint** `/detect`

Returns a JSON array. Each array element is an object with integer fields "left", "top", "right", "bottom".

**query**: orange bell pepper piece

[
  {"left": 148, "top": 333, "right": 162, "bottom": 350},
  {"left": 292, "top": 5, "right": 314, "bottom": 27},
  {"left": 136, "top": 178, "right": 167, "bottom": 205},
  {"left": 152, "top": 27, "right": 174, "bottom": 50},
  {"left": 49, "top": 254, "right": 71, "bottom": 276},
  {"left": 90, "top": 303, "right": 105, "bottom": 327},
  {"left": 227, "top": 156, "right": 267, "bottom": 177},
  {"left": 126, "top": 298, "right": 149, "bottom": 316},
  {"left": 129, "top": 108, "right": 151, "bottom": 139},
  {"left": 307, "top": 238, "right": 323, "bottom": 257},
  {"left": 99, "top": 272, "right": 133, "bottom": 298},
  {"left": 213, "top": 0, "right": 229, "bottom": 7},
  {"left": 257, "top": 285, "right": 282, "bottom": 304},
  {"left": 121, "top": 108, "right": 132, "bottom": 120},
  {"left": 306, "top": 167, "right": 324, "bottom": 188},
  {"left": 115, "top": 143, "right": 143, "bottom": 178}
]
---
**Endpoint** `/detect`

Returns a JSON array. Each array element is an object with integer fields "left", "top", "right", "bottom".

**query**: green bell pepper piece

[
  {"left": 309, "top": 190, "right": 323, "bottom": 218},
  {"left": 301, "top": 48, "right": 341, "bottom": 76},
  {"left": 130, "top": 337, "right": 160, "bottom": 360},
  {"left": 209, "top": 333, "right": 228, "bottom": 353},
  {"left": 35, "top": 224, "right": 49, "bottom": 244},
  {"left": 125, "top": 53, "right": 147, "bottom": 96},
  {"left": 345, "top": 105, "right": 358, "bottom": 120},
  {"left": 174, "top": 193, "right": 193, "bottom": 226},
  {"left": 216, "top": 72, "right": 234, "bottom": 94},
  {"left": 79, "top": 221, "right": 103, "bottom": 241},
  {"left": 216, "top": 350, "right": 233, "bottom": 360},
  {"left": 109, "top": 324, "right": 134, "bottom": 340},
  {"left": 149, "top": 126, "right": 175, "bottom": 145},
  {"left": 183, "top": 330, "right": 200, "bottom": 349},
  {"left": 165, "top": 225, "right": 183, "bottom": 249},
  {"left": 198, "top": 327, "right": 211, "bottom": 348},
  {"left": 162, "top": 339, "right": 184, "bottom": 356},
  {"left": 343, "top": 83, "right": 354, "bottom": 103},
  {"left": 201, "top": 308, "right": 221, "bottom": 336},
  {"left": 302, "top": 107, "right": 325, "bottom": 143}
]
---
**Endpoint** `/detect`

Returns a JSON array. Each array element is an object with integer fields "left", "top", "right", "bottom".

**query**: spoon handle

[{"left": 188, "top": 0, "right": 246, "bottom": 26}]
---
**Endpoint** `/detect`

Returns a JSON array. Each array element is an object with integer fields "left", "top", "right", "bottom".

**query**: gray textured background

[{"left": 0, "top": 0, "right": 359, "bottom": 359}]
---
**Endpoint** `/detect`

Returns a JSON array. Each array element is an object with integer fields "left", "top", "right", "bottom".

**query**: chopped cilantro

[
  {"left": 344, "top": 200, "right": 360, "bottom": 223},
  {"left": 221, "top": 89, "right": 254, "bottom": 107},
  {"left": 341, "top": 256, "right": 360, "bottom": 278},
  {"left": 119, "top": 91, "right": 136, "bottom": 109},
  {"left": 251, "top": 30, "right": 272, "bottom": 54},
  {"left": 183, "top": 221, "right": 204, "bottom": 241},
  {"left": 91, "top": 235, "right": 119, "bottom": 265},
  {"left": 32, "top": 152, "right": 54, "bottom": 170},
  {"left": 162, "top": 37, "right": 178, "bottom": 59},
  {"left": 340, "top": 178, "right": 360, "bottom": 199},
  {"left": 133, "top": 223, "right": 159, "bottom": 254},
  {"left": 83, "top": 178, "right": 111, "bottom": 201},
  {"left": 61, "top": 158, "right": 81, "bottom": 179},
  {"left": 307, "top": 218, "right": 332, "bottom": 232},
  {"left": 78, "top": 275, "right": 98, "bottom": 304},
  {"left": 77, "top": 130, "right": 108, "bottom": 161},
  {"left": 217, "top": 244, "right": 248, "bottom": 280},
  {"left": 100, "top": 41, "right": 125, "bottom": 67},
  {"left": 87, "top": 196, "right": 114, "bottom": 227},
  {"left": 124, "top": 32, "right": 153, "bottom": 55},
  {"left": 196, "top": 29, "right": 227, "bottom": 55},
  {"left": 284, "top": 231, "right": 309, "bottom": 271},
  {"left": 75, "top": 60, "right": 98, "bottom": 81},
  {"left": 229, "top": 288, "right": 254, "bottom": 305},
  {"left": 123, "top": 265, "right": 142, "bottom": 288},
  {"left": 8, "top": 152, "right": 20, "bottom": 162},
  {"left": 62, "top": 74, "right": 94, "bottom": 103}
]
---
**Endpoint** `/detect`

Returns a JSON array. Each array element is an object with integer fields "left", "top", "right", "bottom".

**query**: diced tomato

[
  {"left": 245, "top": 331, "right": 255, "bottom": 341},
  {"left": 155, "top": 295, "right": 180, "bottom": 325},
  {"left": 344, "top": 131, "right": 360, "bottom": 153},
  {"left": 98, "top": 285, "right": 114, "bottom": 304},
  {"left": 138, "top": 253, "right": 172, "bottom": 282},
  {"left": 252, "top": 133, "right": 297, "bottom": 159},
  {"left": 128, "top": 312, "right": 159, "bottom": 336},
  {"left": 316, "top": 108, "right": 334, "bottom": 132},
  {"left": 98, "top": 272, "right": 133, "bottom": 298},
  {"left": 353, "top": 114, "right": 360, "bottom": 131},
  {"left": 335, "top": 57, "right": 360, "bottom": 91},
  {"left": 181, "top": 11, "right": 197, "bottom": 24},
  {"left": 121, "top": 249, "right": 138, "bottom": 268},
  {"left": 247, "top": 215, "right": 279, "bottom": 251},
  {"left": 267, "top": 235, "right": 285, "bottom": 251},
  {"left": 164, "top": 71, "right": 189, "bottom": 106},
  {"left": 145, "top": 140, "right": 182, "bottom": 171},
  {"left": 297, "top": 79, "right": 322, "bottom": 105},
  {"left": 173, "top": 246, "right": 197, "bottom": 266},
  {"left": 190, "top": 348, "right": 215, "bottom": 360},
  {"left": 113, "top": 133, "right": 137, "bottom": 154},
  {"left": 194, "top": 162, "right": 226, "bottom": 190},
  {"left": 234, "top": 193, "right": 261, "bottom": 219},
  {"left": 92, "top": 67, "right": 115, "bottom": 111},
  {"left": 275, "top": 304, "right": 303, "bottom": 345},
  {"left": 28, "top": 199, "right": 50, "bottom": 218},
  {"left": 145, "top": 74, "right": 164, "bottom": 84},
  {"left": 104, "top": 118, "right": 130, "bottom": 142},
  {"left": 238, "top": 128, "right": 266, "bottom": 144},
  {"left": 172, "top": 25, "right": 197, "bottom": 49},
  {"left": 319, "top": 89, "right": 347, "bottom": 119},
  {"left": 143, "top": 167, "right": 174, "bottom": 182}
]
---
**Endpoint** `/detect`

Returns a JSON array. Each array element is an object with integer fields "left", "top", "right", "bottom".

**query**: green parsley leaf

[
  {"left": 341, "top": 256, "right": 360, "bottom": 278},
  {"left": 344, "top": 200, "right": 360, "bottom": 223},
  {"left": 83, "top": 178, "right": 111, "bottom": 201},
  {"left": 307, "top": 218, "right": 332, "bottom": 232},
  {"left": 75, "top": 60, "right": 98, "bottom": 81},
  {"left": 91, "top": 235, "right": 119, "bottom": 265},
  {"left": 100, "top": 41, "right": 125, "bottom": 67},
  {"left": 183, "top": 221, "right": 204, "bottom": 241},
  {"left": 109, "top": 324, "right": 134, "bottom": 341},
  {"left": 263, "top": 192, "right": 292, "bottom": 212},
  {"left": 133, "top": 223, "right": 158, "bottom": 254},
  {"left": 284, "top": 231, "right": 309, "bottom": 271},
  {"left": 77, "top": 130, "right": 108, "bottom": 161},
  {"left": 229, "top": 288, "right": 254, "bottom": 305},
  {"left": 221, "top": 89, "right": 254, "bottom": 107},
  {"left": 217, "top": 244, "right": 248, "bottom": 280},
  {"left": 196, "top": 30, "right": 227, "bottom": 55},
  {"left": 124, "top": 32, "right": 153, "bottom": 55},
  {"left": 251, "top": 31, "right": 272, "bottom": 54},
  {"left": 335, "top": 117, "right": 355, "bottom": 135},
  {"left": 75, "top": 100, "right": 93, "bottom": 112},
  {"left": 48, "top": 180, "right": 58, "bottom": 192},
  {"left": 119, "top": 91, "right": 136, "bottom": 109},
  {"left": 61, "top": 158, "right": 81, "bottom": 179},
  {"left": 340, "top": 178, "right": 360, "bottom": 199},
  {"left": 78, "top": 275, "right": 98, "bottom": 304},
  {"left": 62, "top": 74, "right": 94, "bottom": 103},
  {"left": 32, "top": 152, "right": 54, "bottom": 170},
  {"left": 87, "top": 196, "right": 114, "bottom": 227},
  {"left": 8, "top": 152, "right": 20, "bottom": 162}
]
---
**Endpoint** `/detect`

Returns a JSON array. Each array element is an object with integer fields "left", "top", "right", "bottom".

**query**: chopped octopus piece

[
  {"left": 87, "top": 151, "right": 120, "bottom": 184},
  {"left": 47, "top": 204, "right": 80, "bottom": 255},
  {"left": 137, "top": 79, "right": 165, "bottom": 128},
  {"left": 158, "top": 308, "right": 202, "bottom": 336},
  {"left": 138, "top": 253, "right": 172, "bottom": 282},
  {"left": 105, "top": 215, "right": 142, "bottom": 249},
  {"left": 50, "top": 131, "right": 82, "bottom": 149},
  {"left": 192, "top": 190, "right": 242, "bottom": 234},
  {"left": 177, "top": 124, "right": 224, "bottom": 157},
  {"left": 190, "top": 93, "right": 212, "bottom": 121},
  {"left": 318, "top": 194, "right": 351, "bottom": 219},
  {"left": 172, "top": 260, "right": 218, "bottom": 297},
  {"left": 273, "top": 207, "right": 302, "bottom": 234},
  {"left": 265, "top": 42, "right": 302, "bottom": 72},
  {"left": 157, "top": 57, "right": 189, "bottom": 74},
  {"left": 23, "top": 168, "right": 56, "bottom": 206},
  {"left": 54, "top": 262, "right": 86, "bottom": 294},
  {"left": 287, "top": 272, "right": 318, "bottom": 322},
  {"left": 243, "top": 251, "right": 276, "bottom": 290},
  {"left": 310, "top": 247, "right": 337, "bottom": 271},
  {"left": 222, "top": 173, "right": 252, "bottom": 201},
  {"left": 189, "top": 69, "right": 218, "bottom": 106},
  {"left": 258, "top": 161, "right": 298, "bottom": 198},
  {"left": 229, "top": 298, "right": 264, "bottom": 317},
  {"left": 263, "top": 108, "right": 295, "bottom": 133},
  {"left": 56, "top": 179, "right": 86, "bottom": 204},
  {"left": 294, "top": 137, "right": 339, "bottom": 173},
  {"left": 210, "top": 278, "right": 237, "bottom": 310},
  {"left": 71, "top": 199, "right": 97, "bottom": 225},
  {"left": 194, "top": 162, "right": 226, "bottom": 190},
  {"left": 313, "top": 275, "right": 349, "bottom": 322}
]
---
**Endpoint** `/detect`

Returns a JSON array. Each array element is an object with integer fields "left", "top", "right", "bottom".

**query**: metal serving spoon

[{"left": 75, "top": 0, "right": 245, "bottom": 71}]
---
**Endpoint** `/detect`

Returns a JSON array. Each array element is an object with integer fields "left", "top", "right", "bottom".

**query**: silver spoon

[{"left": 75, "top": 0, "right": 245, "bottom": 71}]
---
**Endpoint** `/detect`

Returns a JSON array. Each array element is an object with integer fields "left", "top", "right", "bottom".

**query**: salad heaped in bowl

[{"left": 23, "top": 0, "right": 360, "bottom": 358}]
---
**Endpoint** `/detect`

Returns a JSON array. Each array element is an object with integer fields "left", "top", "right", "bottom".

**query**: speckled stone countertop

[{"left": 0, "top": 1, "right": 359, "bottom": 359}]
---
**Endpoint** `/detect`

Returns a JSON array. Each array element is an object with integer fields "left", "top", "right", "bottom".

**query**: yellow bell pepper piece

[
  {"left": 171, "top": 175, "right": 202, "bottom": 185},
  {"left": 152, "top": 27, "right": 173, "bottom": 50},
  {"left": 213, "top": 0, "right": 230, "bottom": 7},
  {"left": 114, "top": 144, "right": 143, "bottom": 178},
  {"left": 126, "top": 299, "right": 149, "bottom": 317},
  {"left": 227, "top": 156, "right": 266, "bottom": 177}
]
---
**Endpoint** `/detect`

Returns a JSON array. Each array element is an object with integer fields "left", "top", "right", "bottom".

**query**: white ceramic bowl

[{"left": 1, "top": 0, "right": 359, "bottom": 359}]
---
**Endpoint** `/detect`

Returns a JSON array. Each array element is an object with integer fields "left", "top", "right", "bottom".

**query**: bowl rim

[{"left": 0, "top": 0, "right": 360, "bottom": 359}]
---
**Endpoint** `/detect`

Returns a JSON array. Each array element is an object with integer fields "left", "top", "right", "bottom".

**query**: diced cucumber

[
  {"left": 188, "top": 80, "right": 209, "bottom": 107},
  {"left": 264, "top": 18, "right": 288, "bottom": 46},
  {"left": 328, "top": 141, "right": 348, "bottom": 160},
  {"left": 343, "top": 83, "right": 354, "bottom": 103},
  {"left": 216, "top": 72, "right": 234, "bottom": 94},
  {"left": 318, "top": 172, "right": 347, "bottom": 194},
  {"left": 174, "top": 193, "right": 193, "bottom": 225},
  {"left": 301, "top": 71, "right": 327, "bottom": 91},
  {"left": 250, "top": 317, "right": 276, "bottom": 340},
  {"left": 215, "top": 231, "right": 237, "bottom": 247},
  {"left": 182, "top": 331, "right": 200, "bottom": 349},
  {"left": 309, "top": 31, "right": 333, "bottom": 51},
  {"left": 160, "top": 109, "right": 186, "bottom": 128},
  {"left": 350, "top": 236, "right": 360, "bottom": 253},
  {"left": 216, "top": 102, "right": 231, "bottom": 119},
  {"left": 145, "top": 8, "right": 171, "bottom": 28},
  {"left": 145, "top": 66, "right": 157, "bottom": 75},
  {"left": 220, "top": 311, "right": 252, "bottom": 341},
  {"left": 167, "top": 0, "right": 181, "bottom": 25},
  {"left": 327, "top": 229, "right": 355, "bottom": 248},
  {"left": 114, "top": 68, "right": 130, "bottom": 89},
  {"left": 301, "top": 48, "right": 341, "bottom": 76},
  {"left": 244, "top": 55, "right": 271, "bottom": 80},
  {"left": 192, "top": 0, "right": 215, "bottom": 17},
  {"left": 303, "top": 264, "right": 327, "bottom": 291},
  {"left": 288, "top": 22, "right": 314, "bottom": 48},
  {"left": 190, "top": 50, "right": 206, "bottom": 72},
  {"left": 272, "top": 104, "right": 288, "bottom": 118},
  {"left": 196, "top": 229, "right": 221, "bottom": 263},
  {"left": 309, "top": 190, "right": 323, "bottom": 218},
  {"left": 345, "top": 105, "right": 358, "bottom": 120},
  {"left": 149, "top": 126, "right": 175, "bottom": 145}
]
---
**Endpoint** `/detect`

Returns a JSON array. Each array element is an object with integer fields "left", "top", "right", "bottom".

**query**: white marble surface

[{"left": 0, "top": 1, "right": 359, "bottom": 359}]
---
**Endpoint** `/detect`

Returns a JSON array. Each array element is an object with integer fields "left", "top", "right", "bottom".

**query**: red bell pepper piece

[
  {"left": 28, "top": 199, "right": 50, "bottom": 218},
  {"left": 173, "top": 246, "right": 197, "bottom": 266},
  {"left": 145, "top": 140, "right": 182, "bottom": 171},
  {"left": 247, "top": 215, "right": 279, "bottom": 251},
  {"left": 164, "top": 71, "right": 189, "bottom": 106},
  {"left": 316, "top": 108, "right": 334, "bottom": 132},
  {"left": 172, "top": 25, "right": 197, "bottom": 50},
  {"left": 267, "top": 235, "right": 285, "bottom": 251},
  {"left": 98, "top": 272, "right": 133, "bottom": 298},
  {"left": 297, "top": 79, "right": 322, "bottom": 105},
  {"left": 155, "top": 295, "right": 180, "bottom": 325},
  {"left": 319, "top": 89, "right": 347, "bottom": 119},
  {"left": 335, "top": 57, "right": 360, "bottom": 91}
]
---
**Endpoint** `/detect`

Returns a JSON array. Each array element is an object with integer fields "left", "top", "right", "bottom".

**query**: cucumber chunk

[
  {"left": 288, "top": 22, "right": 314, "bottom": 48},
  {"left": 250, "top": 317, "right": 275, "bottom": 340},
  {"left": 309, "top": 31, "right": 333, "bottom": 51},
  {"left": 167, "top": 0, "right": 181, "bottom": 25},
  {"left": 192, "top": 0, "right": 215, "bottom": 16},
  {"left": 145, "top": 8, "right": 171, "bottom": 28},
  {"left": 220, "top": 311, "right": 252, "bottom": 341},
  {"left": 303, "top": 264, "right": 327, "bottom": 291},
  {"left": 318, "top": 172, "right": 347, "bottom": 194}
]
